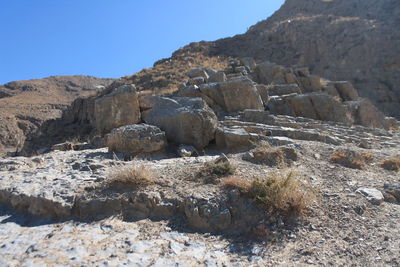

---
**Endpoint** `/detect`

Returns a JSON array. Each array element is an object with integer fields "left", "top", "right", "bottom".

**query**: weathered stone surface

[
  {"left": 330, "top": 81, "right": 359, "bottom": 101},
  {"left": 214, "top": 0, "right": 400, "bottom": 118},
  {"left": 297, "top": 75, "right": 323, "bottom": 93},
  {"left": 94, "top": 84, "right": 140, "bottom": 135},
  {"left": 187, "top": 77, "right": 205, "bottom": 86},
  {"left": 269, "top": 93, "right": 353, "bottom": 125},
  {"left": 177, "top": 144, "right": 198, "bottom": 158},
  {"left": 239, "top": 57, "right": 257, "bottom": 70},
  {"left": 255, "top": 61, "right": 287, "bottom": 84},
  {"left": 384, "top": 184, "right": 400, "bottom": 203},
  {"left": 255, "top": 84, "right": 270, "bottom": 104},
  {"left": 186, "top": 68, "right": 210, "bottom": 80},
  {"left": 215, "top": 127, "right": 260, "bottom": 151},
  {"left": 356, "top": 188, "right": 384, "bottom": 205},
  {"left": 105, "top": 124, "right": 167, "bottom": 156},
  {"left": 140, "top": 96, "right": 217, "bottom": 149},
  {"left": 243, "top": 146, "right": 298, "bottom": 166},
  {"left": 52, "top": 142, "right": 73, "bottom": 151},
  {"left": 322, "top": 85, "right": 341, "bottom": 99},
  {"left": 207, "top": 72, "right": 227, "bottom": 83},
  {"left": 345, "top": 99, "right": 389, "bottom": 129},
  {"left": 200, "top": 78, "right": 264, "bottom": 112},
  {"left": 269, "top": 84, "right": 302, "bottom": 96},
  {"left": 267, "top": 95, "right": 296, "bottom": 117}
]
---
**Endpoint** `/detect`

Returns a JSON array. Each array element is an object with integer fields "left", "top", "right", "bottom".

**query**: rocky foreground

[
  {"left": 1, "top": 111, "right": 400, "bottom": 265},
  {"left": 1, "top": 6, "right": 399, "bottom": 264}
]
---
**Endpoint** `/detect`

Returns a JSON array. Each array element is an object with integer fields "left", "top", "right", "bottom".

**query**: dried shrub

[
  {"left": 105, "top": 164, "right": 155, "bottom": 190},
  {"left": 222, "top": 171, "right": 314, "bottom": 216},
  {"left": 360, "top": 152, "right": 374, "bottom": 163},
  {"left": 248, "top": 171, "right": 314, "bottom": 216},
  {"left": 380, "top": 156, "right": 400, "bottom": 172},
  {"left": 246, "top": 144, "right": 298, "bottom": 167},
  {"left": 330, "top": 149, "right": 365, "bottom": 169},
  {"left": 197, "top": 161, "right": 236, "bottom": 184},
  {"left": 221, "top": 176, "right": 251, "bottom": 193}
]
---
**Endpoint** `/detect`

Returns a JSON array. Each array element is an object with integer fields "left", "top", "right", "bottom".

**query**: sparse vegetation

[
  {"left": 330, "top": 149, "right": 367, "bottom": 169},
  {"left": 221, "top": 176, "right": 251, "bottom": 193},
  {"left": 380, "top": 155, "right": 400, "bottom": 171},
  {"left": 246, "top": 143, "right": 298, "bottom": 167},
  {"left": 105, "top": 163, "right": 155, "bottom": 190},
  {"left": 222, "top": 171, "right": 315, "bottom": 216},
  {"left": 360, "top": 152, "right": 374, "bottom": 163},
  {"left": 197, "top": 161, "right": 236, "bottom": 184},
  {"left": 249, "top": 171, "right": 314, "bottom": 216}
]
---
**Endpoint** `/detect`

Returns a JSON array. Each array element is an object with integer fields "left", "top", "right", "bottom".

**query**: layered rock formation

[{"left": 213, "top": 0, "right": 400, "bottom": 118}]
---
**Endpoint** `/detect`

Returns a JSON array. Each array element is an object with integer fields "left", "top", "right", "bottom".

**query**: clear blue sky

[{"left": 0, "top": 0, "right": 284, "bottom": 84}]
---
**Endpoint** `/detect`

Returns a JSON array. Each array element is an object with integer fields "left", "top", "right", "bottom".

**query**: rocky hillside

[
  {"left": 1, "top": 1, "right": 400, "bottom": 265},
  {"left": 213, "top": 0, "right": 400, "bottom": 118},
  {"left": 0, "top": 76, "right": 114, "bottom": 156}
]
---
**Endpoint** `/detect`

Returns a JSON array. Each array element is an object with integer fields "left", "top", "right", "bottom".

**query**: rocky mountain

[
  {"left": 212, "top": 0, "right": 400, "bottom": 118},
  {"left": 0, "top": 76, "right": 114, "bottom": 156},
  {"left": 1, "top": 0, "right": 400, "bottom": 265}
]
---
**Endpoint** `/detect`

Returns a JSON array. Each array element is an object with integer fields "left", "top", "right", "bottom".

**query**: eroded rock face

[
  {"left": 346, "top": 99, "right": 389, "bottom": 129},
  {"left": 178, "top": 78, "right": 264, "bottom": 113},
  {"left": 105, "top": 124, "right": 167, "bottom": 156},
  {"left": 140, "top": 96, "right": 217, "bottom": 149},
  {"left": 215, "top": 127, "right": 260, "bottom": 152},
  {"left": 268, "top": 93, "right": 354, "bottom": 125},
  {"left": 214, "top": 0, "right": 400, "bottom": 118},
  {"left": 94, "top": 85, "right": 141, "bottom": 135}
]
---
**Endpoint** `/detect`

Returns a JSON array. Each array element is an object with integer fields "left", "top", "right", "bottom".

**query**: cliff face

[{"left": 214, "top": 0, "right": 400, "bottom": 118}]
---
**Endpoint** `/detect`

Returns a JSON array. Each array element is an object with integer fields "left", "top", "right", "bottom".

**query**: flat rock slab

[
  {"left": 356, "top": 187, "right": 385, "bottom": 205},
  {"left": 0, "top": 212, "right": 251, "bottom": 266},
  {"left": 0, "top": 149, "right": 113, "bottom": 217}
]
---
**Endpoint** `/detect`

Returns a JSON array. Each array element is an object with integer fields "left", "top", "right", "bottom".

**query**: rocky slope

[
  {"left": 213, "top": 0, "right": 400, "bottom": 118},
  {"left": 0, "top": 76, "right": 114, "bottom": 156},
  {"left": 1, "top": 0, "right": 400, "bottom": 265}
]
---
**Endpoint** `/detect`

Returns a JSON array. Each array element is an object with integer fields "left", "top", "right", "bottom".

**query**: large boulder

[
  {"left": 268, "top": 84, "right": 302, "bottom": 96},
  {"left": 254, "top": 61, "right": 287, "bottom": 84},
  {"left": 140, "top": 96, "right": 217, "bottom": 149},
  {"left": 208, "top": 72, "right": 227, "bottom": 83},
  {"left": 199, "top": 78, "right": 264, "bottom": 112},
  {"left": 330, "top": 81, "right": 359, "bottom": 101},
  {"left": 215, "top": 127, "right": 260, "bottom": 152},
  {"left": 105, "top": 124, "right": 167, "bottom": 156},
  {"left": 94, "top": 84, "right": 141, "bottom": 135},
  {"left": 297, "top": 75, "right": 323, "bottom": 93},
  {"left": 345, "top": 99, "right": 389, "bottom": 129},
  {"left": 268, "top": 93, "right": 353, "bottom": 125},
  {"left": 186, "top": 68, "right": 210, "bottom": 80}
]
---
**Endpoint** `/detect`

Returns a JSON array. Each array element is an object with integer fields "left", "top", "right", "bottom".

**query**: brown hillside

[{"left": 0, "top": 76, "right": 114, "bottom": 155}]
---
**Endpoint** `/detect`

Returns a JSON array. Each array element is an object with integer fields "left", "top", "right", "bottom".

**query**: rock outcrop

[
  {"left": 95, "top": 84, "right": 141, "bottom": 135},
  {"left": 105, "top": 124, "right": 167, "bottom": 157},
  {"left": 213, "top": 0, "right": 400, "bottom": 118},
  {"left": 140, "top": 96, "right": 218, "bottom": 149},
  {"left": 177, "top": 78, "right": 264, "bottom": 113}
]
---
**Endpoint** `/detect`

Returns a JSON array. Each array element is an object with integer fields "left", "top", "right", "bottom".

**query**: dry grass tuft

[
  {"left": 360, "top": 152, "right": 374, "bottom": 163},
  {"left": 330, "top": 149, "right": 366, "bottom": 169},
  {"left": 253, "top": 147, "right": 285, "bottom": 167},
  {"left": 197, "top": 161, "right": 236, "bottom": 184},
  {"left": 221, "top": 176, "right": 251, "bottom": 193},
  {"left": 222, "top": 171, "right": 315, "bottom": 216},
  {"left": 249, "top": 171, "right": 314, "bottom": 216},
  {"left": 247, "top": 143, "right": 298, "bottom": 167},
  {"left": 380, "top": 155, "right": 400, "bottom": 172},
  {"left": 105, "top": 164, "right": 155, "bottom": 190}
]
